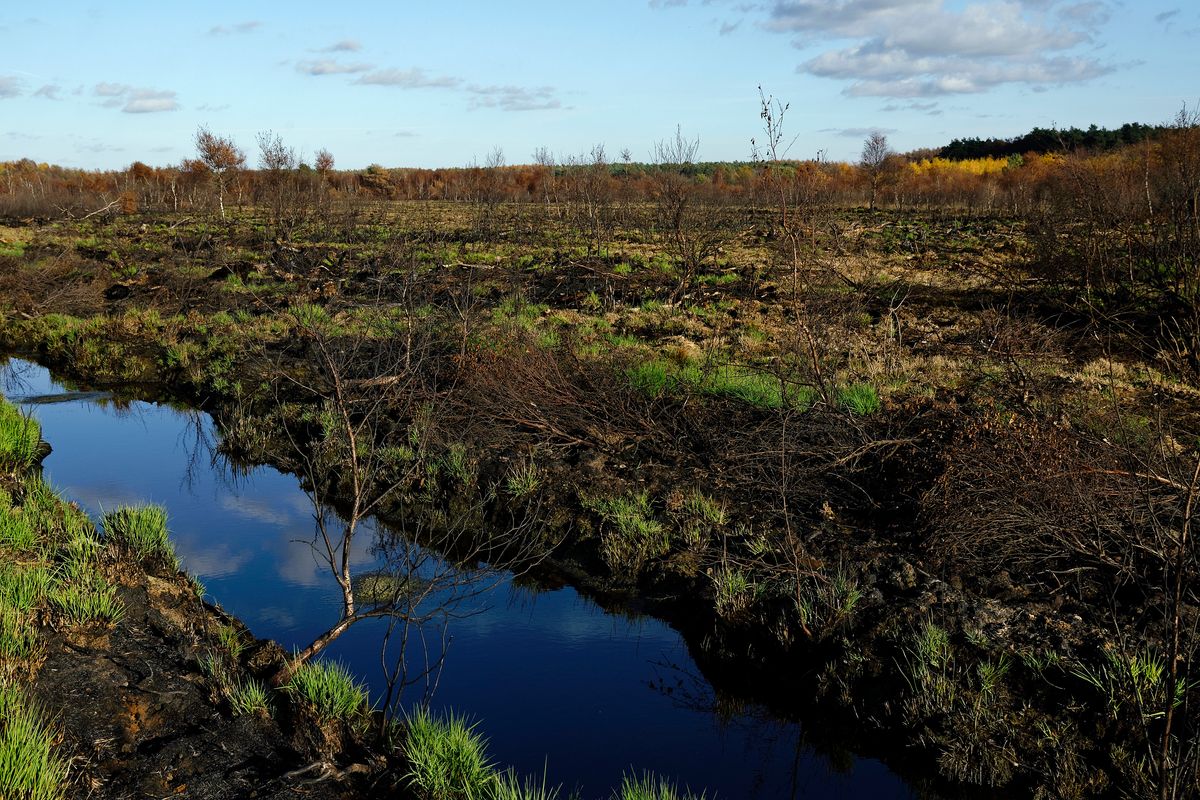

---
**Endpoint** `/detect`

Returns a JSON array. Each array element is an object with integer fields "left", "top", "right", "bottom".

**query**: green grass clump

[
  {"left": 490, "top": 769, "right": 560, "bottom": 800},
  {"left": 0, "top": 685, "right": 68, "bottom": 800},
  {"left": 285, "top": 659, "right": 371, "bottom": 722},
  {"left": 712, "top": 567, "right": 754, "bottom": 619},
  {"left": 586, "top": 492, "right": 670, "bottom": 576},
  {"left": 228, "top": 679, "right": 272, "bottom": 717},
  {"left": 627, "top": 360, "right": 675, "bottom": 397},
  {"left": 681, "top": 492, "right": 725, "bottom": 526},
  {"left": 504, "top": 461, "right": 542, "bottom": 498},
  {"left": 614, "top": 771, "right": 706, "bottom": 800},
  {"left": 218, "top": 625, "right": 246, "bottom": 661},
  {"left": 0, "top": 566, "right": 52, "bottom": 614},
  {"left": 0, "top": 403, "right": 41, "bottom": 473},
  {"left": 49, "top": 576, "right": 124, "bottom": 626},
  {"left": 402, "top": 708, "right": 495, "bottom": 800},
  {"left": 837, "top": 383, "right": 881, "bottom": 415},
  {"left": 701, "top": 366, "right": 786, "bottom": 409},
  {"left": 586, "top": 492, "right": 665, "bottom": 543},
  {"left": 0, "top": 610, "right": 38, "bottom": 663},
  {"left": 103, "top": 505, "right": 178, "bottom": 569},
  {"left": 286, "top": 302, "right": 330, "bottom": 330},
  {"left": 57, "top": 529, "right": 101, "bottom": 582},
  {"left": 628, "top": 358, "right": 814, "bottom": 410},
  {"left": 0, "top": 511, "right": 38, "bottom": 554}
]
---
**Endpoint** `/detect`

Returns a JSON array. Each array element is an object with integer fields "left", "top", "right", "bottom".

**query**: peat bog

[{"left": 1, "top": 116, "right": 1200, "bottom": 798}]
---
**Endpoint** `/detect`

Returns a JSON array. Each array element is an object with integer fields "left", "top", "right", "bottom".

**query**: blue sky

[{"left": 0, "top": 1, "right": 1194, "bottom": 169}]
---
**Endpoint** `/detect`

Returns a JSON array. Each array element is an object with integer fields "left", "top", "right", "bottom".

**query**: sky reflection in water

[{"left": 4, "top": 359, "right": 917, "bottom": 800}]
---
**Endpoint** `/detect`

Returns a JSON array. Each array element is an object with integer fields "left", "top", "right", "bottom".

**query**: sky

[{"left": 0, "top": 1, "right": 1195, "bottom": 170}]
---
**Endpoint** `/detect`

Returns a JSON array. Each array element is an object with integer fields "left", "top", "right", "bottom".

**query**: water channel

[{"left": 4, "top": 357, "right": 921, "bottom": 799}]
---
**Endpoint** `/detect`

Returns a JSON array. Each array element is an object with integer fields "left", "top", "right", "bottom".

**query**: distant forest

[{"left": 938, "top": 122, "right": 1166, "bottom": 160}]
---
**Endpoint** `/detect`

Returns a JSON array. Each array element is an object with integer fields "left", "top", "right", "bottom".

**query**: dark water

[{"left": 4, "top": 359, "right": 918, "bottom": 800}]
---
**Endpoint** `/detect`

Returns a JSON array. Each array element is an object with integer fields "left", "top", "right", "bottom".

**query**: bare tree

[
  {"left": 256, "top": 130, "right": 299, "bottom": 235},
  {"left": 650, "top": 125, "right": 729, "bottom": 299},
  {"left": 259, "top": 286, "right": 554, "bottom": 716},
  {"left": 194, "top": 126, "right": 246, "bottom": 220},
  {"left": 860, "top": 131, "right": 893, "bottom": 211}
]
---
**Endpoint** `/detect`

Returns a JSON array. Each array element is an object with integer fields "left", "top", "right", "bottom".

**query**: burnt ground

[{"left": 34, "top": 572, "right": 367, "bottom": 800}]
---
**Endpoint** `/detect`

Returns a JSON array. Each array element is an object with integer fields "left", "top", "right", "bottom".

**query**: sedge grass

[
  {"left": 0, "top": 610, "right": 38, "bottom": 664},
  {"left": 284, "top": 658, "right": 371, "bottom": 723},
  {"left": 49, "top": 576, "right": 124, "bottom": 626},
  {"left": 103, "top": 505, "right": 178, "bottom": 570},
  {"left": 0, "top": 402, "right": 42, "bottom": 474},
  {"left": 0, "top": 565, "right": 52, "bottom": 614},
  {"left": 402, "top": 707, "right": 495, "bottom": 800},
  {"left": 615, "top": 772, "right": 706, "bottom": 800},
  {"left": 0, "top": 510, "right": 38, "bottom": 554},
  {"left": 228, "top": 678, "right": 272, "bottom": 717},
  {"left": 489, "top": 768, "right": 560, "bottom": 800},
  {"left": 0, "top": 684, "right": 68, "bottom": 800}
]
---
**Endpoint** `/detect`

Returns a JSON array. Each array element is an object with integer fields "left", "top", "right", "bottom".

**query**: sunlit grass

[
  {"left": 285, "top": 658, "right": 371, "bottom": 722},
  {"left": 0, "top": 684, "right": 68, "bottom": 800},
  {"left": 0, "top": 610, "right": 38, "bottom": 664},
  {"left": 49, "top": 575, "right": 124, "bottom": 626},
  {"left": 0, "top": 565, "right": 52, "bottom": 614},
  {"left": 0, "top": 510, "right": 38, "bottom": 555},
  {"left": 228, "top": 678, "right": 272, "bottom": 717},
  {"left": 402, "top": 707, "right": 495, "bottom": 800},
  {"left": 0, "top": 402, "right": 42, "bottom": 473},
  {"left": 103, "top": 505, "right": 178, "bottom": 570},
  {"left": 614, "top": 771, "right": 706, "bottom": 800}
]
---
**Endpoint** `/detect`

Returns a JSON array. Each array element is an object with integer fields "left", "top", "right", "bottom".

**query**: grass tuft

[
  {"left": 585, "top": 492, "right": 670, "bottom": 576},
  {"left": 504, "top": 460, "right": 543, "bottom": 499},
  {"left": 0, "top": 403, "right": 42, "bottom": 473},
  {"left": 0, "top": 610, "right": 38, "bottom": 664},
  {"left": 228, "top": 679, "right": 272, "bottom": 717},
  {"left": 614, "top": 771, "right": 706, "bottom": 800},
  {"left": 402, "top": 707, "right": 495, "bottom": 800},
  {"left": 285, "top": 658, "right": 371, "bottom": 722},
  {"left": 490, "top": 768, "right": 560, "bottom": 800},
  {"left": 0, "top": 510, "right": 38, "bottom": 554},
  {"left": 0, "top": 565, "right": 52, "bottom": 614},
  {"left": 49, "top": 576, "right": 124, "bottom": 626},
  {"left": 103, "top": 505, "right": 178, "bottom": 570},
  {"left": 837, "top": 383, "right": 881, "bottom": 415},
  {"left": 0, "top": 684, "right": 68, "bottom": 800}
]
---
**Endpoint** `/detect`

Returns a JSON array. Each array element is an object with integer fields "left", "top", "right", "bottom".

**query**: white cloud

[
  {"left": 123, "top": 89, "right": 178, "bottom": 113},
  {"left": 467, "top": 84, "right": 562, "bottom": 111},
  {"left": 92, "top": 83, "right": 179, "bottom": 113},
  {"left": 297, "top": 59, "right": 373, "bottom": 76},
  {"left": 209, "top": 20, "right": 261, "bottom": 35},
  {"left": 355, "top": 68, "right": 461, "bottom": 89},
  {"left": 0, "top": 76, "right": 21, "bottom": 98},
  {"left": 819, "top": 126, "right": 899, "bottom": 137},
  {"left": 747, "top": 1, "right": 1119, "bottom": 97},
  {"left": 319, "top": 39, "right": 362, "bottom": 52}
]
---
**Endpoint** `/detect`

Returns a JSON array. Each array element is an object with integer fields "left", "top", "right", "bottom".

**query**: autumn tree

[{"left": 194, "top": 126, "right": 245, "bottom": 219}]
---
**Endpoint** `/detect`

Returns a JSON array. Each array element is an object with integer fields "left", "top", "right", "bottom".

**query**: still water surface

[{"left": 5, "top": 358, "right": 918, "bottom": 799}]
